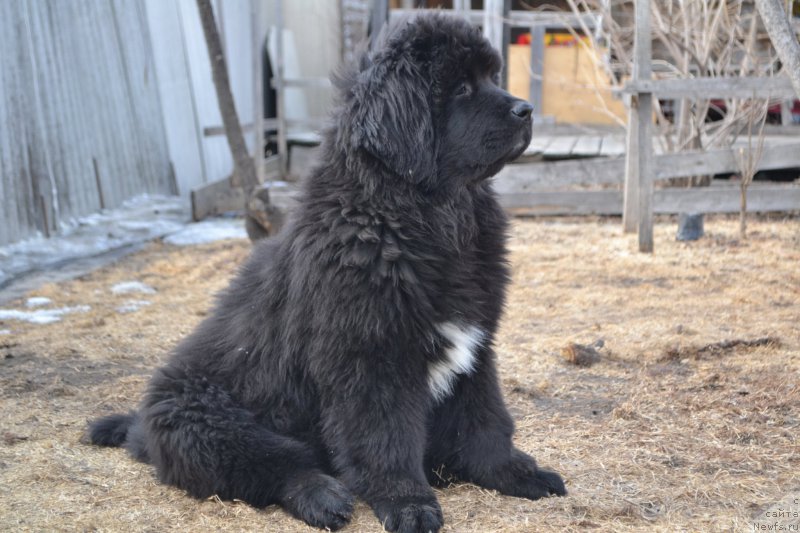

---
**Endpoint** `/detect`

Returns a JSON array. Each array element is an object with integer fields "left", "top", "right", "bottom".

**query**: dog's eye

[{"left": 455, "top": 82, "right": 471, "bottom": 97}]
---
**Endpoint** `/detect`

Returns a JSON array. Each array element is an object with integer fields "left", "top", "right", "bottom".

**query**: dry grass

[{"left": 1, "top": 215, "right": 798, "bottom": 532}]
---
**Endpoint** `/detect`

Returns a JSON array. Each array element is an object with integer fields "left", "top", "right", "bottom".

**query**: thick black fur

[{"left": 88, "top": 13, "right": 565, "bottom": 533}]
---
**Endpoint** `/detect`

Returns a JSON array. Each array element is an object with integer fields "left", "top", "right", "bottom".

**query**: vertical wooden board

[
  {"left": 63, "top": 0, "right": 99, "bottom": 211},
  {"left": 178, "top": 0, "right": 235, "bottom": 186},
  {"left": 112, "top": 0, "right": 172, "bottom": 196},
  {"left": 281, "top": 1, "right": 339, "bottom": 119},
  {"left": 0, "top": 0, "right": 177, "bottom": 245},
  {"left": 68, "top": 0, "right": 114, "bottom": 214},
  {"left": 101, "top": 0, "right": 141, "bottom": 206},
  {"left": 529, "top": 26, "right": 544, "bottom": 115},
  {"left": 483, "top": 0, "right": 505, "bottom": 54},
  {"left": 633, "top": 0, "right": 653, "bottom": 253},
  {"left": 0, "top": 1, "right": 22, "bottom": 244},
  {"left": 22, "top": 0, "right": 59, "bottom": 235},
  {"left": 0, "top": 70, "right": 8, "bottom": 244},
  {"left": 144, "top": 0, "right": 207, "bottom": 194},
  {"left": 637, "top": 93, "right": 654, "bottom": 252},
  {"left": 39, "top": 0, "right": 94, "bottom": 222},
  {"left": 6, "top": 10, "right": 37, "bottom": 244},
  {"left": 73, "top": 0, "right": 130, "bottom": 207},
  {"left": 622, "top": 103, "right": 639, "bottom": 233},
  {"left": 219, "top": 0, "right": 255, "bottom": 154}
]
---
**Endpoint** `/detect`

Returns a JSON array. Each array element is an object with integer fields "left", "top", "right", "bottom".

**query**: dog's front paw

[
  {"left": 512, "top": 466, "right": 567, "bottom": 500},
  {"left": 477, "top": 449, "right": 566, "bottom": 501},
  {"left": 374, "top": 496, "right": 443, "bottom": 533},
  {"left": 281, "top": 471, "right": 354, "bottom": 531}
]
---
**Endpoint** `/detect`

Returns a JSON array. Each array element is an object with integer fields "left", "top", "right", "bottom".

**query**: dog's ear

[{"left": 348, "top": 52, "right": 436, "bottom": 184}]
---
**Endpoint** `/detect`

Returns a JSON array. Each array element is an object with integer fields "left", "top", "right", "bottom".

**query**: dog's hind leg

[
  {"left": 141, "top": 366, "right": 354, "bottom": 531},
  {"left": 425, "top": 348, "right": 566, "bottom": 501}
]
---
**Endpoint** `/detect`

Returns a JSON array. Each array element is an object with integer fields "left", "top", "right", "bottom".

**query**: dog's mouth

[{"left": 496, "top": 125, "right": 532, "bottom": 165}]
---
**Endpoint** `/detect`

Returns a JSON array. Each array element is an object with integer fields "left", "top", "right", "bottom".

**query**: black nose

[{"left": 511, "top": 101, "right": 533, "bottom": 119}]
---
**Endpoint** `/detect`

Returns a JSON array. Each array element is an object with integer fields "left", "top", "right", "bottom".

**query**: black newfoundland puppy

[{"left": 89, "top": 13, "right": 565, "bottom": 533}]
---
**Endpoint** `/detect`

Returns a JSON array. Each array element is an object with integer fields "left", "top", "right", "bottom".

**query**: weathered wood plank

[
  {"left": 621, "top": 75, "right": 796, "bottom": 99},
  {"left": 631, "top": 0, "right": 654, "bottom": 251},
  {"left": 495, "top": 141, "right": 800, "bottom": 191},
  {"left": 528, "top": 25, "right": 544, "bottom": 116},
  {"left": 571, "top": 136, "right": 602, "bottom": 157},
  {"left": 599, "top": 135, "right": 625, "bottom": 156},
  {"left": 391, "top": 9, "right": 599, "bottom": 30},
  {"left": 499, "top": 184, "right": 800, "bottom": 215},
  {"left": 523, "top": 136, "right": 553, "bottom": 156},
  {"left": 0, "top": 0, "right": 173, "bottom": 246},
  {"left": 191, "top": 176, "right": 245, "bottom": 221},
  {"left": 623, "top": 100, "right": 639, "bottom": 232},
  {"left": 191, "top": 155, "right": 281, "bottom": 220},
  {"left": 543, "top": 136, "right": 578, "bottom": 158}
]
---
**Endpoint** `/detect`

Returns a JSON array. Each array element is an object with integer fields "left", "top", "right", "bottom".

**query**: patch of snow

[
  {"left": 0, "top": 194, "right": 188, "bottom": 288},
  {"left": 0, "top": 329, "right": 11, "bottom": 335},
  {"left": 0, "top": 305, "right": 91, "bottom": 324},
  {"left": 25, "top": 297, "right": 52, "bottom": 308},
  {"left": 111, "top": 281, "right": 156, "bottom": 295},
  {"left": 163, "top": 218, "right": 247, "bottom": 246},
  {"left": 115, "top": 300, "right": 152, "bottom": 314}
]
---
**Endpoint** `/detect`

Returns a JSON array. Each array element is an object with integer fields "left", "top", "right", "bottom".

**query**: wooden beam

[
  {"left": 499, "top": 184, "right": 800, "bottom": 216},
  {"left": 620, "top": 75, "right": 796, "bottom": 99},
  {"left": 390, "top": 9, "right": 599, "bottom": 30},
  {"left": 495, "top": 141, "right": 800, "bottom": 190},
  {"left": 273, "top": 77, "right": 333, "bottom": 88}
]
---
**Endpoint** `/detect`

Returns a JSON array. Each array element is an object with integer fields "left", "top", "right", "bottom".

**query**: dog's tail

[{"left": 87, "top": 412, "right": 136, "bottom": 447}]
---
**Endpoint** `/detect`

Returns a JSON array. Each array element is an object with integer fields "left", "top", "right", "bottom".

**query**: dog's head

[{"left": 338, "top": 13, "right": 533, "bottom": 189}]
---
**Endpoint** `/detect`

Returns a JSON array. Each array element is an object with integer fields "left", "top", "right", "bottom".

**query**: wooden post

[
  {"left": 625, "top": 0, "right": 654, "bottom": 252},
  {"left": 483, "top": 0, "right": 510, "bottom": 89},
  {"left": 622, "top": 95, "right": 639, "bottom": 233},
  {"left": 528, "top": 25, "right": 544, "bottom": 117},
  {"left": 370, "top": 0, "right": 389, "bottom": 39},
  {"left": 252, "top": 0, "right": 265, "bottom": 185},
  {"left": 483, "top": 0, "right": 504, "bottom": 53},
  {"left": 500, "top": 0, "right": 511, "bottom": 89},
  {"left": 273, "top": 0, "right": 288, "bottom": 179}
]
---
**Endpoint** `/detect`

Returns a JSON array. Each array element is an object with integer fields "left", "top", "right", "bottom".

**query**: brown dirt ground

[{"left": 0, "top": 215, "right": 798, "bottom": 532}]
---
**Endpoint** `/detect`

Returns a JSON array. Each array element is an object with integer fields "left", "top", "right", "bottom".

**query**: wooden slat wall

[{"left": 0, "top": 0, "right": 172, "bottom": 246}]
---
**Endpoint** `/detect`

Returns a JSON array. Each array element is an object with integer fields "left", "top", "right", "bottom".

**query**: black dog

[{"left": 89, "top": 13, "right": 565, "bottom": 533}]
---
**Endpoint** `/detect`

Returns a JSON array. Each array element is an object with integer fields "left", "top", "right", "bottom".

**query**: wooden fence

[
  {"left": 494, "top": 140, "right": 800, "bottom": 214},
  {"left": 621, "top": 1, "right": 799, "bottom": 252},
  {"left": 0, "top": 0, "right": 174, "bottom": 247}
]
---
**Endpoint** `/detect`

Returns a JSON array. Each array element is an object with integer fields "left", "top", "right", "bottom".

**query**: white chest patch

[{"left": 428, "top": 322, "right": 485, "bottom": 402}]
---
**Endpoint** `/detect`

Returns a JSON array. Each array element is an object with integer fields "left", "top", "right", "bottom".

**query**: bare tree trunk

[
  {"left": 196, "top": 0, "right": 281, "bottom": 240},
  {"left": 755, "top": 0, "right": 800, "bottom": 99}
]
